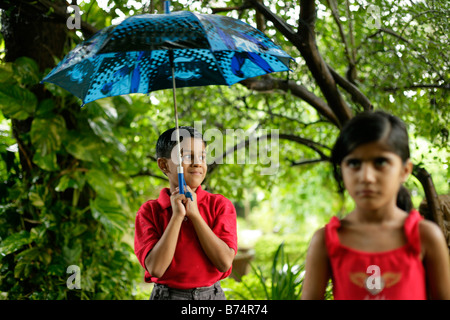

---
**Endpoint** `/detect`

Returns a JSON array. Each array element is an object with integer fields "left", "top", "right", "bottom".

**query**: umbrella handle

[{"left": 177, "top": 170, "right": 193, "bottom": 201}]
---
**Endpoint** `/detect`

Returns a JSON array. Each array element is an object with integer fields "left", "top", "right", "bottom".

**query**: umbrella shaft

[{"left": 171, "top": 59, "right": 182, "bottom": 169}]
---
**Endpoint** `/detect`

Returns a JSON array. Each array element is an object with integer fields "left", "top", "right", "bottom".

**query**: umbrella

[{"left": 42, "top": 10, "right": 293, "bottom": 199}]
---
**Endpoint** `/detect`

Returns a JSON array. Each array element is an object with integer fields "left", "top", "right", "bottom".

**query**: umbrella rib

[
  {"left": 190, "top": 12, "right": 230, "bottom": 85},
  {"left": 82, "top": 54, "right": 110, "bottom": 105}
]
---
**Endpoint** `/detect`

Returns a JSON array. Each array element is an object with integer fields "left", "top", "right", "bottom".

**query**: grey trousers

[{"left": 150, "top": 281, "right": 226, "bottom": 300}]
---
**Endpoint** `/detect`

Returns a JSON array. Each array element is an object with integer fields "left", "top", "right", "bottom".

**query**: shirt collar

[{"left": 157, "top": 185, "right": 207, "bottom": 210}]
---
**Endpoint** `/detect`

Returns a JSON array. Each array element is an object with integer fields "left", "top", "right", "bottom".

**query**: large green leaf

[
  {"left": 30, "top": 115, "right": 66, "bottom": 171},
  {"left": 64, "top": 131, "right": 103, "bottom": 162},
  {"left": 13, "top": 57, "right": 40, "bottom": 86},
  {"left": 55, "top": 170, "right": 86, "bottom": 192},
  {"left": 0, "top": 84, "right": 37, "bottom": 120},
  {"left": 0, "top": 63, "right": 14, "bottom": 83},
  {"left": 32, "top": 152, "right": 59, "bottom": 171},
  {"left": 30, "top": 115, "right": 66, "bottom": 155},
  {"left": 85, "top": 168, "right": 117, "bottom": 199},
  {"left": 89, "top": 197, "right": 127, "bottom": 238},
  {"left": 0, "top": 230, "right": 34, "bottom": 257}
]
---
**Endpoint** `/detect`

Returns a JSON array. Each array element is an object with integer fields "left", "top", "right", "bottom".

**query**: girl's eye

[{"left": 346, "top": 159, "right": 361, "bottom": 168}]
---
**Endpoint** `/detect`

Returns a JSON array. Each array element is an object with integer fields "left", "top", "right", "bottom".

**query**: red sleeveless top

[{"left": 325, "top": 210, "right": 426, "bottom": 300}]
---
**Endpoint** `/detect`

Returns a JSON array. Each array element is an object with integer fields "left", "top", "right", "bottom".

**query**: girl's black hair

[
  {"left": 156, "top": 126, "right": 206, "bottom": 159},
  {"left": 331, "top": 111, "right": 410, "bottom": 194},
  {"left": 396, "top": 185, "right": 413, "bottom": 213}
]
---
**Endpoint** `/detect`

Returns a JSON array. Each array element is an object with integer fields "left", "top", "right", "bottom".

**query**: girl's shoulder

[
  {"left": 418, "top": 219, "right": 447, "bottom": 252},
  {"left": 309, "top": 227, "right": 327, "bottom": 250}
]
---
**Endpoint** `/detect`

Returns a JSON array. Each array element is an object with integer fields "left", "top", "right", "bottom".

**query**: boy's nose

[{"left": 192, "top": 155, "right": 203, "bottom": 165}]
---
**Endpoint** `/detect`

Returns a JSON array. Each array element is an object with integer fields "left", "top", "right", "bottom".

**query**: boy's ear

[{"left": 157, "top": 158, "right": 169, "bottom": 175}]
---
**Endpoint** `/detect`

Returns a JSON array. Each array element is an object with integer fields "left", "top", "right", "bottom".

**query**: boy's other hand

[{"left": 170, "top": 187, "right": 187, "bottom": 220}]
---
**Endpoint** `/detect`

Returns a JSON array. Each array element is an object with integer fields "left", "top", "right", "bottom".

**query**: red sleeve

[
  {"left": 134, "top": 201, "right": 162, "bottom": 271},
  {"left": 212, "top": 195, "right": 238, "bottom": 255}
]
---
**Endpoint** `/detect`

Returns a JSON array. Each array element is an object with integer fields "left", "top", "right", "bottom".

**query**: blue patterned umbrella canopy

[
  {"left": 42, "top": 11, "right": 293, "bottom": 198},
  {"left": 42, "top": 11, "right": 292, "bottom": 104}
]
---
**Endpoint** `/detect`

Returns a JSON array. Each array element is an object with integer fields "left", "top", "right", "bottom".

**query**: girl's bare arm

[
  {"left": 420, "top": 220, "right": 450, "bottom": 300},
  {"left": 301, "top": 227, "right": 331, "bottom": 300}
]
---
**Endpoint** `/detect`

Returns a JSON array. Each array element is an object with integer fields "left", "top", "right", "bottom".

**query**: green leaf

[
  {"left": 0, "top": 63, "right": 14, "bottom": 83},
  {"left": 62, "top": 241, "right": 82, "bottom": 265},
  {"left": 30, "top": 115, "right": 66, "bottom": 155},
  {"left": 55, "top": 171, "right": 85, "bottom": 192},
  {"left": 0, "top": 84, "right": 37, "bottom": 120},
  {"left": 85, "top": 168, "right": 116, "bottom": 199},
  {"left": 35, "top": 99, "right": 56, "bottom": 118},
  {"left": 13, "top": 57, "right": 40, "bottom": 86},
  {"left": 64, "top": 131, "right": 103, "bottom": 162},
  {"left": 28, "top": 191, "right": 45, "bottom": 207},
  {"left": 15, "top": 247, "right": 40, "bottom": 262},
  {"left": 0, "top": 231, "right": 34, "bottom": 257},
  {"left": 32, "top": 152, "right": 59, "bottom": 171},
  {"left": 90, "top": 197, "right": 128, "bottom": 237}
]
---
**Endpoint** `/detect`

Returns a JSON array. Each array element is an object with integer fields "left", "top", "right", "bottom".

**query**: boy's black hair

[
  {"left": 331, "top": 111, "right": 410, "bottom": 193},
  {"left": 156, "top": 126, "right": 206, "bottom": 159}
]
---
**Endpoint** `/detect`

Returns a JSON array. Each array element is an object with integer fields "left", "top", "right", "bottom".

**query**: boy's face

[{"left": 158, "top": 137, "right": 207, "bottom": 191}]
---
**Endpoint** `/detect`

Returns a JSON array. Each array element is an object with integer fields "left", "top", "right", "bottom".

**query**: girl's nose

[{"left": 360, "top": 163, "right": 376, "bottom": 183}]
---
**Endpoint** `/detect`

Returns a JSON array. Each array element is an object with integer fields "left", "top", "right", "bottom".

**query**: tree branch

[
  {"left": 130, "top": 170, "right": 168, "bottom": 181},
  {"left": 38, "top": 0, "right": 98, "bottom": 37},
  {"left": 210, "top": 4, "right": 252, "bottom": 14},
  {"left": 235, "top": 97, "right": 330, "bottom": 128},
  {"left": 327, "top": 64, "right": 373, "bottom": 111},
  {"left": 207, "top": 131, "right": 330, "bottom": 176},
  {"left": 379, "top": 84, "right": 450, "bottom": 92},
  {"left": 248, "top": 0, "right": 353, "bottom": 127},
  {"left": 290, "top": 158, "right": 328, "bottom": 166},
  {"left": 326, "top": 0, "right": 354, "bottom": 67},
  {"left": 367, "top": 27, "right": 446, "bottom": 83},
  {"left": 0, "top": 0, "right": 99, "bottom": 38},
  {"left": 239, "top": 76, "right": 340, "bottom": 126},
  {"left": 413, "top": 166, "right": 448, "bottom": 240}
]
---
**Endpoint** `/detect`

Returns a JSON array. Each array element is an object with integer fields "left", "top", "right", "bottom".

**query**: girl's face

[{"left": 341, "top": 140, "right": 412, "bottom": 213}]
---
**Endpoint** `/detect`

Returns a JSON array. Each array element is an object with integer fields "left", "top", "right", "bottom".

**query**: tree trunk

[
  {"left": 413, "top": 166, "right": 448, "bottom": 240},
  {"left": 1, "top": 1, "right": 67, "bottom": 178}
]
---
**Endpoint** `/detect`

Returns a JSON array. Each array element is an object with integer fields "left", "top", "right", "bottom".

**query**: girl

[{"left": 301, "top": 111, "right": 450, "bottom": 300}]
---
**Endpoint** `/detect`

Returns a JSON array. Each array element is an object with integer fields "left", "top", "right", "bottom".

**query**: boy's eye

[
  {"left": 181, "top": 154, "right": 207, "bottom": 163},
  {"left": 374, "top": 157, "right": 388, "bottom": 167}
]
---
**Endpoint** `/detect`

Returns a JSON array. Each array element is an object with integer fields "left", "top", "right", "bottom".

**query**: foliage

[
  {"left": 0, "top": 0, "right": 448, "bottom": 300},
  {"left": 0, "top": 55, "right": 142, "bottom": 299},
  {"left": 222, "top": 242, "right": 333, "bottom": 300}
]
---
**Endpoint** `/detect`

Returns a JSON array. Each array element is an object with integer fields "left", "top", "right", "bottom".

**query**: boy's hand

[
  {"left": 170, "top": 188, "right": 186, "bottom": 220},
  {"left": 184, "top": 185, "right": 201, "bottom": 219}
]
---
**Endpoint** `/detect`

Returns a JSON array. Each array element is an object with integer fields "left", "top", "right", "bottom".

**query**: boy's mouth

[{"left": 189, "top": 170, "right": 203, "bottom": 175}]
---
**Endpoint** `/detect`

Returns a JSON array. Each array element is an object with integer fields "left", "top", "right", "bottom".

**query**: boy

[{"left": 134, "top": 126, "right": 237, "bottom": 300}]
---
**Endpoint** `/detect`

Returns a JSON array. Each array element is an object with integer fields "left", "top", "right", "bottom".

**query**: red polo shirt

[{"left": 134, "top": 185, "right": 238, "bottom": 289}]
